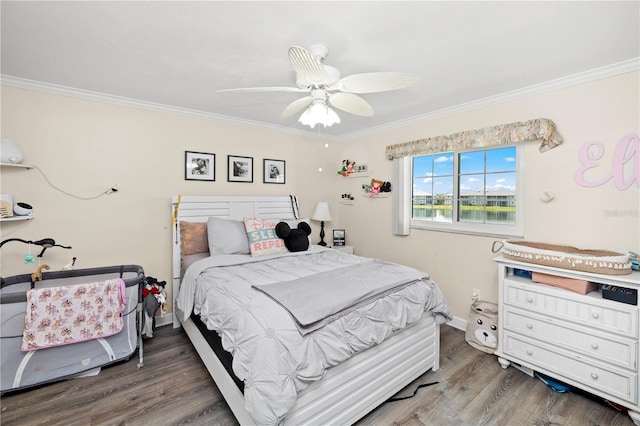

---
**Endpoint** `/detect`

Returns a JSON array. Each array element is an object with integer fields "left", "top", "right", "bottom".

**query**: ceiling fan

[{"left": 218, "top": 44, "right": 421, "bottom": 128}]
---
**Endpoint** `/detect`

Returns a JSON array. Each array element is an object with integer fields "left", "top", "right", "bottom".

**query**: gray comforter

[
  {"left": 253, "top": 260, "right": 430, "bottom": 334},
  {"left": 176, "top": 247, "right": 451, "bottom": 425}
]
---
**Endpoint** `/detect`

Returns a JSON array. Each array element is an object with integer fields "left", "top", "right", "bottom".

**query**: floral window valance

[{"left": 385, "top": 118, "right": 563, "bottom": 160}]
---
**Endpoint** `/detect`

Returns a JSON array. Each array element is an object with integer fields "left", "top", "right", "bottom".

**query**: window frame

[{"left": 409, "top": 144, "right": 524, "bottom": 238}]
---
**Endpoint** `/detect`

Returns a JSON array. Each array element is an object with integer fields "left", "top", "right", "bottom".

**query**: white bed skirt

[{"left": 179, "top": 313, "right": 440, "bottom": 425}]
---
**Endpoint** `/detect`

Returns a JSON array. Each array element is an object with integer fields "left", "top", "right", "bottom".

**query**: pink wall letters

[{"left": 574, "top": 133, "right": 639, "bottom": 190}]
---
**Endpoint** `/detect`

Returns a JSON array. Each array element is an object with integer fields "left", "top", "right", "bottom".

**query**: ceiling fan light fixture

[{"left": 298, "top": 101, "right": 340, "bottom": 128}]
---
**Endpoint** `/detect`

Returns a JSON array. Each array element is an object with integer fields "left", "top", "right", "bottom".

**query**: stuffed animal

[
  {"left": 31, "top": 264, "right": 50, "bottom": 282},
  {"left": 275, "top": 221, "right": 312, "bottom": 252},
  {"left": 337, "top": 159, "right": 356, "bottom": 177},
  {"left": 464, "top": 300, "right": 498, "bottom": 354}
]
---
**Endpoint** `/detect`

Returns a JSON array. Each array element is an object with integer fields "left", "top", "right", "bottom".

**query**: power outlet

[{"left": 472, "top": 288, "right": 479, "bottom": 300}]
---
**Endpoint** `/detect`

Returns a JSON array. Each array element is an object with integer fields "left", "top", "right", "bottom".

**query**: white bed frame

[{"left": 171, "top": 195, "right": 440, "bottom": 425}]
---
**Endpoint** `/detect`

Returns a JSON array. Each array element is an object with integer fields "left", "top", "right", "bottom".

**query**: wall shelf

[
  {"left": 363, "top": 192, "right": 391, "bottom": 198},
  {"left": 0, "top": 215, "right": 33, "bottom": 222},
  {"left": 1, "top": 163, "right": 34, "bottom": 220},
  {"left": 346, "top": 171, "right": 370, "bottom": 178},
  {"left": 0, "top": 163, "right": 33, "bottom": 169}
]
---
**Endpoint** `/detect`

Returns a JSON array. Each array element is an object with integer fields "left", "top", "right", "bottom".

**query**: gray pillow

[{"left": 207, "top": 217, "right": 250, "bottom": 255}]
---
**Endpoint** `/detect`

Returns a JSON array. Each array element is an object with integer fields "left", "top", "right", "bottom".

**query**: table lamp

[{"left": 311, "top": 201, "right": 332, "bottom": 246}]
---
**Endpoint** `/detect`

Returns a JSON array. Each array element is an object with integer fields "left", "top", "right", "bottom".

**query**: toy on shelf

[
  {"left": 340, "top": 193, "right": 356, "bottom": 205},
  {"left": 362, "top": 178, "right": 391, "bottom": 197},
  {"left": 337, "top": 159, "right": 355, "bottom": 177},
  {"left": 337, "top": 160, "right": 368, "bottom": 177}
]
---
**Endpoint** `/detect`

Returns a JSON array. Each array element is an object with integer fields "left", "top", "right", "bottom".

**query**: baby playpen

[{"left": 0, "top": 264, "right": 144, "bottom": 393}]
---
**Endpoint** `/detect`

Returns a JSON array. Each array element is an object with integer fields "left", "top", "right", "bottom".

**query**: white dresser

[{"left": 495, "top": 256, "right": 640, "bottom": 424}]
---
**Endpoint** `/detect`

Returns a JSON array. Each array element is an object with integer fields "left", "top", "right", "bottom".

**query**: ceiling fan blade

[
  {"left": 217, "top": 86, "right": 308, "bottom": 93},
  {"left": 288, "top": 46, "right": 329, "bottom": 84},
  {"left": 328, "top": 92, "right": 374, "bottom": 117},
  {"left": 336, "top": 72, "right": 421, "bottom": 94},
  {"left": 281, "top": 96, "right": 313, "bottom": 119}
]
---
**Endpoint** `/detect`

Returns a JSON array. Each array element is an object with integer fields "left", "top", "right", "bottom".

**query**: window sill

[{"left": 410, "top": 221, "right": 523, "bottom": 239}]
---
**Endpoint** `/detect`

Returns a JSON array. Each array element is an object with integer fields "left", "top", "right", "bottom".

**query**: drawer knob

[
  {"left": 591, "top": 342, "right": 599, "bottom": 350},
  {"left": 591, "top": 373, "right": 598, "bottom": 380},
  {"left": 526, "top": 297, "right": 533, "bottom": 303},
  {"left": 526, "top": 350, "right": 533, "bottom": 356},
  {"left": 526, "top": 323, "right": 533, "bottom": 329},
  {"left": 591, "top": 312, "right": 600, "bottom": 319}
]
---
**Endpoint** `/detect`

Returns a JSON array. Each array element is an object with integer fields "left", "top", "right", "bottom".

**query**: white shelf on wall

[
  {"left": 339, "top": 198, "right": 356, "bottom": 205},
  {"left": 346, "top": 171, "right": 370, "bottom": 178},
  {"left": 362, "top": 192, "right": 391, "bottom": 198},
  {"left": 1, "top": 163, "right": 35, "bottom": 221},
  {"left": 0, "top": 215, "right": 33, "bottom": 222},
  {"left": 0, "top": 163, "right": 34, "bottom": 169}
]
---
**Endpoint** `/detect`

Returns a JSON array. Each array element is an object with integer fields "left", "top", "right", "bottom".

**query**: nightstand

[{"left": 331, "top": 245, "right": 353, "bottom": 254}]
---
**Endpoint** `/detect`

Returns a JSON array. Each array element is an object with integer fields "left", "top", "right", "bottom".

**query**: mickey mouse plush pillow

[{"left": 275, "top": 221, "right": 312, "bottom": 252}]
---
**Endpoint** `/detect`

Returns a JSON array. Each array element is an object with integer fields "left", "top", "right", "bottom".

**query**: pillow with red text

[{"left": 243, "top": 218, "right": 288, "bottom": 257}]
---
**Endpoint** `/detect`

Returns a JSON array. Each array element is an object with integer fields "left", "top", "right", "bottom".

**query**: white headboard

[{"left": 171, "top": 195, "right": 300, "bottom": 327}]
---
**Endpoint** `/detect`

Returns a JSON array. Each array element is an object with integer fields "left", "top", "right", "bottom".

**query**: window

[{"left": 410, "top": 145, "right": 523, "bottom": 237}]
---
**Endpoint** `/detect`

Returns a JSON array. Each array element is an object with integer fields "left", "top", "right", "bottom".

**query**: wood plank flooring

[{"left": 1, "top": 324, "right": 634, "bottom": 426}]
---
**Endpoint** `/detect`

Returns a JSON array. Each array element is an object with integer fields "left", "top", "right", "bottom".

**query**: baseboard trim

[
  {"left": 447, "top": 316, "right": 467, "bottom": 332},
  {"left": 155, "top": 313, "right": 173, "bottom": 328}
]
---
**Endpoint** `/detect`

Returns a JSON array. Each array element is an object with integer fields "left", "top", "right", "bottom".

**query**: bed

[{"left": 171, "top": 195, "right": 451, "bottom": 425}]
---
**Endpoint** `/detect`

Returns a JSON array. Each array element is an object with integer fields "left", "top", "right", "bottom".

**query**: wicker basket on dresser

[{"left": 495, "top": 256, "right": 640, "bottom": 425}]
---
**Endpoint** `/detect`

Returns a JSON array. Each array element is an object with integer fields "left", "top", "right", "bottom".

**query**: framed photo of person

[
  {"left": 333, "top": 229, "right": 346, "bottom": 246},
  {"left": 263, "top": 159, "right": 285, "bottom": 184},
  {"left": 185, "top": 151, "right": 215, "bottom": 181},
  {"left": 227, "top": 155, "right": 253, "bottom": 183}
]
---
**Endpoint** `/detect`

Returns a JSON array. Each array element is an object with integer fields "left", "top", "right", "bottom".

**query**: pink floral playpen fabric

[{"left": 22, "top": 278, "right": 127, "bottom": 351}]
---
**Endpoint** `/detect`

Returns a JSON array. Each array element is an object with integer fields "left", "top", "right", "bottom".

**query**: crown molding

[
  {"left": 338, "top": 57, "right": 640, "bottom": 141},
  {"left": 2, "top": 57, "right": 637, "bottom": 142},
  {"left": 0, "top": 75, "right": 324, "bottom": 139}
]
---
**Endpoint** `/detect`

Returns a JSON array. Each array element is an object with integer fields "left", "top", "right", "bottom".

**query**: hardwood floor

[{"left": 1, "top": 324, "right": 634, "bottom": 426}]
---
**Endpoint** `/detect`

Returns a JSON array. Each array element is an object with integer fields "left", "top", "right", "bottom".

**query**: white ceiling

[{"left": 1, "top": 1, "right": 638, "bottom": 139}]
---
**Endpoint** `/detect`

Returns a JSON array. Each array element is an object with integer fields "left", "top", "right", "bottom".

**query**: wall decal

[{"left": 574, "top": 133, "right": 639, "bottom": 190}]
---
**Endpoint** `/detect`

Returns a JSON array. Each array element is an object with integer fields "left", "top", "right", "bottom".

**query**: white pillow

[
  {"left": 244, "top": 217, "right": 288, "bottom": 256},
  {"left": 207, "top": 217, "right": 250, "bottom": 255}
]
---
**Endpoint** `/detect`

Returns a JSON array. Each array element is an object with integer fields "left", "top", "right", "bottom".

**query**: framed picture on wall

[
  {"left": 263, "top": 159, "right": 285, "bottom": 184},
  {"left": 228, "top": 155, "right": 253, "bottom": 182},
  {"left": 185, "top": 151, "right": 215, "bottom": 181}
]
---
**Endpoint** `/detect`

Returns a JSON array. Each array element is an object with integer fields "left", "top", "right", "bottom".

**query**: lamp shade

[
  {"left": 311, "top": 201, "right": 332, "bottom": 222},
  {"left": 298, "top": 102, "right": 341, "bottom": 129},
  {"left": 0, "top": 139, "right": 23, "bottom": 164}
]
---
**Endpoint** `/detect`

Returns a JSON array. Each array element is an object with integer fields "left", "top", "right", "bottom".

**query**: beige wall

[
  {"left": 327, "top": 71, "right": 639, "bottom": 324},
  {"left": 2, "top": 71, "right": 638, "bottom": 325},
  {"left": 0, "top": 86, "right": 331, "bottom": 308}
]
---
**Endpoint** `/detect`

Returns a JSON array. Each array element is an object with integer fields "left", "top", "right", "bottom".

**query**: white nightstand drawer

[
  {"left": 503, "top": 332, "right": 637, "bottom": 403},
  {"left": 504, "top": 307, "right": 637, "bottom": 369},
  {"left": 504, "top": 279, "right": 637, "bottom": 338},
  {"left": 331, "top": 245, "right": 353, "bottom": 254}
]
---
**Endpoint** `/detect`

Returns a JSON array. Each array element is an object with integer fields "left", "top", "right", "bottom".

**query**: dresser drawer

[
  {"left": 502, "top": 332, "right": 637, "bottom": 403},
  {"left": 503, "top": 307, "right": 637, "bottom": 369},
  {"left": 504, "top": 279, "right": 637, "bottom": 338}
]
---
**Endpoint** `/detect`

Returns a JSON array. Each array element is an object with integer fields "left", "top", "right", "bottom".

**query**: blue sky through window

[{"left": 413, "top": 146, "right": 516, "bottom": 195}]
